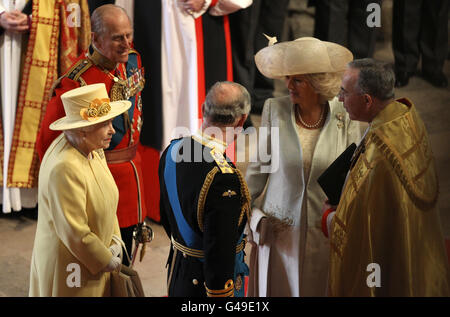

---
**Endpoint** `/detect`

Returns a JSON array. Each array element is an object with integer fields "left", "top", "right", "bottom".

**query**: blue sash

[
  {"left": 234, "top": 233, "right": 249, "bottom": 297},
  {"left": 165, "top": 139, "right": 249, "bottom": 297},
  {"left": 164, "top": 140, "right": 203, "bottom": 249}
]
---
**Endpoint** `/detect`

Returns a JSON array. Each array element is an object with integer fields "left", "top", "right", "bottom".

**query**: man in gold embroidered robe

[
  {"left": 0, "top": 0, "right": 90, "bottom": 214},
  {"left": 326, "top": 58, "right": 450, "bottom": 296}
]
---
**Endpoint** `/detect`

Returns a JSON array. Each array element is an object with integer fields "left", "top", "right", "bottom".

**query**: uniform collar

[
  {"left": 192, "top": 130, "right": 228, "bottom": 154},
  {"left": 87, "top": 45, "right": 117, "bottom": 71}
]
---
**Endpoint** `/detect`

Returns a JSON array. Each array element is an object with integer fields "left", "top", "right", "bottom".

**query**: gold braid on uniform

[
  {"left": 234, "top": 168, "right": 251, "bottom": 227},
  {"left": 197, "top": 167, "right": 220, "bottom": 232},
  {"left": 49, "top": 59, "right": 91, "bottom": 97},
  {"left": 205, "top": 279, "right": 234, "bottom": 297},
  {"left": 110, "top": 79, "right": 129, "bottom": 102}
]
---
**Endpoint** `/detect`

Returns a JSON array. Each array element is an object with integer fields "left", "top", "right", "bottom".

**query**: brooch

[{"left": 336, "top": 112, "right": 345, "bottom": 129}]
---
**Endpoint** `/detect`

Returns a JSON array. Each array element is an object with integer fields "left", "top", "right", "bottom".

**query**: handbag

[{"left": 110, "top": 235, "right": 145, "bottom": 297}]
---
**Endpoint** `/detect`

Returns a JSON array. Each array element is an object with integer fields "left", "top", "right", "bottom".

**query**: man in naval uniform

[
  {"left": 36, "top": 4, "right": 148, "bottom": 262},
  {"left": 159, "top": 81, "right": 251, "bottom": 297}
]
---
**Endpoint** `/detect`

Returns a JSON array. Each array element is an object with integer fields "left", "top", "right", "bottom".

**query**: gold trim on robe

[
  {"left": 329, "top": 98, "right": 450, "bottom": 297},
  {"left": 5, "top": 0, "right": 90, "bottom": 188}
]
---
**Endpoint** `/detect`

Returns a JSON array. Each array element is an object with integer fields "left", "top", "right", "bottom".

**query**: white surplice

[
  {"left": 161, "top": 0, "right": 204, "bottom": 149},
  {"left": 160, "top": 0, "right": 252, "bottom": 149}
]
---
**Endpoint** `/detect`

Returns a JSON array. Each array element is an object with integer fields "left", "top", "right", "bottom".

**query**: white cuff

[
  {"left": 209, "top": 0, "right": 253, "bottom": 16},
  {"left": 248, "top": 207, "right": 266, "bottom": 245},
  {"left": 250, "top": 207, "right": 266, "bottom": 232},
  {"left": 327, "top": 211, "right": 336, "bottom": 236}
]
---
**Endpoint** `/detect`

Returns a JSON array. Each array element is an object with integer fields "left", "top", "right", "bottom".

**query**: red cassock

[{"left": 36, "top": 47, "right": 156, "bottom": 228}]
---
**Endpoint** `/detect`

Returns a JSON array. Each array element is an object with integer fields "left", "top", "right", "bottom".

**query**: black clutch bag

[{"left": 317, "top": 143, "right": 357, "bottom": 206}]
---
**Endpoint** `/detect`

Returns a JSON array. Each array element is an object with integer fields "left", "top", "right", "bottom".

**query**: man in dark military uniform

[
  {"left": 159, "top": 81, "right": 251, "bottom": 297},
  {"left": 36, "top": 4, "right": 150, "bottom": 263}
]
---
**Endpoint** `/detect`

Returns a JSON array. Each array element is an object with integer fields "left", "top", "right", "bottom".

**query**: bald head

[
  {"left": 91, "top": 4, "right": 131, "bottom": 37},
  {"left": 202, "top": 81, "right": 251, "bottom": 126}
]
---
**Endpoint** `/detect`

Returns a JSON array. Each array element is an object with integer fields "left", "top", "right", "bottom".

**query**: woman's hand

[
  {"left": 103, "top": 255, "right": 121, "bottom": 272},
  {"left": 103, "top": 243, "right": 122, "bottom": 272},
  {"left": 109, "top": 243, "right": 122, "bottom": 258}
]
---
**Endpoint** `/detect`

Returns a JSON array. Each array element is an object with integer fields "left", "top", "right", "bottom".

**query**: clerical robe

[
  {"left": 0, "top": 0, "right": 31, "bottom": 213},
  {"left": 329, "top": 98, "right": 450, "bottom": 296},
  {"left": 0, "top": 0, "right": 90, "bottom": 213},
  {"left": 160, "top": 0, "right": 252, "bottom": 150}
]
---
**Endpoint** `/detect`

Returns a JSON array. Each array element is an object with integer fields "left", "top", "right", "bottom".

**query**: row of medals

[
  {"left": 110, "top": 67, "right": 144, "bottom": 141},
  {"left": 110, "top": 67, "right": 144, "bottom": 108}
]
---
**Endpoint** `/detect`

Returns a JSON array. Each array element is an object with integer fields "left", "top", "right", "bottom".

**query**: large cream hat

[
  {"left": 50, "top": 83, "right": 131, "bottom": 131},
  {"left": 254, "top": 37, "right": 353, "bottom": 79}
]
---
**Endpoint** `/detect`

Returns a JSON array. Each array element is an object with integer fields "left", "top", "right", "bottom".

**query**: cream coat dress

[
  {"left": 29, "top": 134, "right": 121, "bottom": 296},
  {"left": 245, "top": 96, "right": 362, "bottom": 296}
]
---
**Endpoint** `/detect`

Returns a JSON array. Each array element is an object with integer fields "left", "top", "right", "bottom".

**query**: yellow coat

[
  {"left": 29, "top": 134, "right": 121, "bottom": 296},
  {"left": 329, "top": 99, "right": 450, "bottom": 296}
]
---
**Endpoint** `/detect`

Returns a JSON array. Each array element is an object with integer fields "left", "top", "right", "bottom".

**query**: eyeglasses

[{"left": 338, "top": 87, "right": 364, "bottom": 98}]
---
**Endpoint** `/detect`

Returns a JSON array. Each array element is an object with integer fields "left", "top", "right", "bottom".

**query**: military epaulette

[
  {"left": 49, "top": 59, "right": 90, "bottom": 97},
  {"left": 66, "top": 58, "right": 92, "bottom": 83},
  {"left": 210, "top": 148, "right": 234, "bottom": 174}
]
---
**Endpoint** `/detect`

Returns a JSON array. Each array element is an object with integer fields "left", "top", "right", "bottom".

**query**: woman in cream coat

[
  {"left": 245, "top": 37, "right": 363, "bottom": 296},
  {"left": 29, "top": 84, "right": 131, "bottom": 296}
]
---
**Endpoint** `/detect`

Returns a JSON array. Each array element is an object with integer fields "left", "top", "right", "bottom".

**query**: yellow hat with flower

[{"left": 49, "top": 83, "right": 131, "bottom": 131}]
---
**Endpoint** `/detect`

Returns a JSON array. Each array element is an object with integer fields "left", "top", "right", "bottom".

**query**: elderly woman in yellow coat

[{"left": 29, "top": 83, "right": 131, "bottom": 296}]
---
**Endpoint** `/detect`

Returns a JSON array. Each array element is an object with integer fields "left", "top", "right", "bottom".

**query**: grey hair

[
  {"left": 91, "top": 4, "right": 131, "bottom": 36},
  {"left": 348, "top": 58, "right": 395, "bottom": 101},
  {"left": 63, "top": 125, "right": 95, "bottom": 140},
  {"left": 202, "top": 81, "right": 251, "bottom": 125},
  {"left": 63, "top": 126, "right": 88, "bottom": 148}
]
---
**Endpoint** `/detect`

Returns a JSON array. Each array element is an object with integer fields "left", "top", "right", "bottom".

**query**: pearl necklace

[{"left": 297, "top": 104, "right": 326, "bottom": 129}]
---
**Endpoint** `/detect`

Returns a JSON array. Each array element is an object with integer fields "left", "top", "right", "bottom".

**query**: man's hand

[
  {"left": 0, "top": 10, "right": 29, "bottom": 33},
  {"left": 321, "top": 200, "right": 337, "bottom": 214},
  {"left": 179, "top": 0, "right": 206, "bottom": 14}
]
